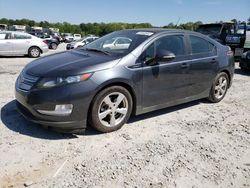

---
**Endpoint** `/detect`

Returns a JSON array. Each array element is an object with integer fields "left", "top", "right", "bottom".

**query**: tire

[
  {"left": 208, "top": 72, "right": 229, "bottom": 103},
  {"left": 89, "top": 86, "right": 133, "bottom": 133},
  {"left": 50, "top": 43, "right": 58, "bottom": 50},
  {"left": 28, "top": 47, "right": 41, "bottom": 58}
]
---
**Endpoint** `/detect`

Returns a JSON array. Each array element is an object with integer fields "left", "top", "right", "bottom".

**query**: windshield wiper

[{"left": 84, "top": 48, "right": 111, "bottom": 56}]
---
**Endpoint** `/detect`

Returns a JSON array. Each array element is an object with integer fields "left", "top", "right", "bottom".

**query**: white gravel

[{"left": 0, "top": 43, "right": 249, "bottom": 188}]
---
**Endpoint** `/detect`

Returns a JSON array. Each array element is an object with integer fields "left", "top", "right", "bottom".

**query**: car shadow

[
  {"left": 1, "top": 99, "right": 205, "bottom": 139},
  {"left": 128, "top": 99, "right": 203, "bottom": 123},
  {"left": 0, "top": 55, "right": 29, "bottom": 58},
  {"left": 234, "top": 68, "right": 250, "bottom": 76},
  {"left": 1, "top": 100, "right": 77, "bottom": 140}
]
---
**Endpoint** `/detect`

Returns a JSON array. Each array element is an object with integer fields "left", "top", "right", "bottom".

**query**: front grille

[{"left": 18, "top": 71, "right": 39, "bottom": 92}]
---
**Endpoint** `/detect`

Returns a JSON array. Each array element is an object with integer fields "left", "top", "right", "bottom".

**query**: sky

[{"left": 0, "top": 0, "right": 249, "bottom": 26}]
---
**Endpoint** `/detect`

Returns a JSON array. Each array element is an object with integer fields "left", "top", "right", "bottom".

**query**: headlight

[{"left": 37, "top": 73, "right": 93, "bottom": 88}]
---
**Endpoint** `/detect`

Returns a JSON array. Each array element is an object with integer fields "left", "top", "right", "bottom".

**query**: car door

[
  {"left": 12, "top": 33, "right": 32, "bottom": 54},
  {"left": 140, "top": 34, "right": 191, "bottom": 109},
  {"left": 187, "top": 35, "right": 218, "bottom": 97},
  {"left": 0, "top": 32, "right": 13, "bottom": 55}
]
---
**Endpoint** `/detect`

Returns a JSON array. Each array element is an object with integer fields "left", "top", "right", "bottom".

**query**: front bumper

[
  {"left": 16, "top": 101, "right": 85, "bottom": 133},
  {"left": 15, "top": 75, "right": 96, "bottom": 133}
]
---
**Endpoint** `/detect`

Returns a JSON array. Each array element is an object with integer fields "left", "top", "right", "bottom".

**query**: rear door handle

[{"left": 181, "top": 63, "right": 189, "bottom": 69}]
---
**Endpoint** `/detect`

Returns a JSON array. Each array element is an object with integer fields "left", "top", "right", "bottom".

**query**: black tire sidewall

[
  {"left": 28, "top": 47, "right": 40, "bottom": 58},
  {"left": 51, "top": 43, "right": 58, "bottom": 49},
  {"left": 90, "top": 86, "right": 133, "bottom": 133},
  {"left": 209, "top": 72, "right": 229, "bottom": 103}
]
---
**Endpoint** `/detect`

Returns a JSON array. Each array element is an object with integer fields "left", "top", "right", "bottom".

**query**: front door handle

[
  {"left": 181, "top": 63, "right": 189, "bottom": 69},
  {"left": 211, "top": 58, "right": 217, "bottom": 64}
]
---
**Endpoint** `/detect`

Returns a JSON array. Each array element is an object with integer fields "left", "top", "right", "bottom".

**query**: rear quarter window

[{"left": 190, "top": 35, "right": 216, "bottom": 56}]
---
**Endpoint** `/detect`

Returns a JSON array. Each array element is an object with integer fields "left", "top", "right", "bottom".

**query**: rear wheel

[
  {"left": 89, "top": 86, "right": 133, "bottom": 133},
  {"left": 208, "top": 72, "right": 229, "bottom": 103},
  {"left": 50, "top": 43, "right": 58, "bottom": 50},
  {"left": 28, "top": 47, "right": 41, "bottom": 58}
]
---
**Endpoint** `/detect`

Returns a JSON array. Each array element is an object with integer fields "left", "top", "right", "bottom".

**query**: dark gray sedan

[{"left": 15, "top": 29, "right": 234, "bottom": 133}]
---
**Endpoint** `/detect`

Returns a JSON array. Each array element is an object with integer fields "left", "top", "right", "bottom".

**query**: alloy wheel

[
  {"left": 214, "top": 76, "right": 228, "bottom": 100},
  {"left": 98, "top": 92, "right": 128, "bottom": 127}
]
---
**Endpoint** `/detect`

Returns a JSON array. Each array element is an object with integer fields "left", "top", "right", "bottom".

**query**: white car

[
  {"left": 63, "top": 33, "right": 74, "bottom": 43},
  {"left": 73, "top": 34, "right": 81, "bottom": 41},
  {"left": 103, "top": 37, "right": 132, "bottom": 50},
  {"left": 66, "top": 36, "right": 99, "bottom": 50},
  {"left": 0, "top": 31, "right": 48, "bottom": 58}
]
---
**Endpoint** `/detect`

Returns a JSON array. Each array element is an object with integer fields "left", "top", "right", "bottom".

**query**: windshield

[
  {"left": 83, "top": 30, "right": 154, "bottom": 56},
  {"left": 196, "top": 25, "right": 222, "bottom": 35}
]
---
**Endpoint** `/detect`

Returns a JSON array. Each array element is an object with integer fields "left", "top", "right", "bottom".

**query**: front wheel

[
  {"left": 89, "top": 86, "right": 133, "bottom": 133},
  {"left": 28, "top": 47, "right": 41, "bottom": 58},
  {"left": 208, "top": 72, "right": 229, "bottom": 103}
]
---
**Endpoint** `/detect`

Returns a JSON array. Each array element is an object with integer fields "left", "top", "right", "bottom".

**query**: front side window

[
  {"left": 155, "top": 35, "right": 185, "bottom": 56},
  {"left": 141, "top": 35, "right": 186, "bottom": 63},
  {"left": 190, "top": 36, "right": 216, "bottom": 55}
]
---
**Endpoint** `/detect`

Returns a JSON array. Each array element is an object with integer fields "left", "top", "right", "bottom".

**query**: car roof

[
  {"left": 0, "top": 31, "right": 30, "bottom": 35},
  {"left": 124, "top": 28, "right": 200, "bottom": 35}
]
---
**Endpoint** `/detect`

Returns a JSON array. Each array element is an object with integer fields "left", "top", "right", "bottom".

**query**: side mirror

[{"left": 155, "top": 50, "right": 176, "bottom": 62}]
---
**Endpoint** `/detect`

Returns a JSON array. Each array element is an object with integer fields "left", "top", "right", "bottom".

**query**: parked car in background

[
  {"left": 196, "top": 23, "right": 234, "bottom": 44},
  {"left": 62, "top": 33, "right": 74, "bottom": 43},
  {"left": 0, "top": 24, "right": 8, "bottom": 31},
  {"left": 66, "top": 36, "right": 99, "bottom": 50},
  {"left": 0, "top": 31, "right": 48, "bottom": 57},
  {"left": 102, "top": 37, "right": 132, "bottom": 50},
  {"left": 51, "top": 32, "right": 62, "bottom": 43},
  {"left": 240, "top": 51, "right": 250, "bottom": 70},
  {"left": 43, "top": 37, "right": 60, "bottom": 50},
  {"left": 73, "top": 34, "right": 81, "bottom": 41},
  {"left": 196, "top": 22, "right": 247, "bottom": 59},
  {"left": 29, "top": 32, "right": 59, "bottom": 50},
  {"left": 15, "top": 29, "right": 234, "bottom": 134}
]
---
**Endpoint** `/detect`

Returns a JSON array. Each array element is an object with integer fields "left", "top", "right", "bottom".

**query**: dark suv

[{"left": 15, "top": 29, "right": 234, "bottom": 133}]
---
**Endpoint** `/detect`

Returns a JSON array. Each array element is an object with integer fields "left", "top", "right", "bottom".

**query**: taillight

[
  {"left": 226, "top": 46, "right": 233, "bottom": 56},
  {"left": 227, "top": 50, "right": 233, "bottom": 56},
  {"left": 43, "top": 40, "right": 48, "bottom": 44}
]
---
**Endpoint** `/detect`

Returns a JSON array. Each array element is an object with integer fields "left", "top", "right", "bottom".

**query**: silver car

[
  {"left": 0, "top": 31, "right": 49, "bottom": 58},
  {"left": 66, "top": 36, "right": 99, "bottom": 50}
]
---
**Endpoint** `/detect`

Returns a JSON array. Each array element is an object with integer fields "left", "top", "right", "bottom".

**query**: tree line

[{"left": 0, "top": 18, "right": 249, "bottom": 36}]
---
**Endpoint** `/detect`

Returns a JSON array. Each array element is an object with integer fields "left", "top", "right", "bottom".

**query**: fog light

[{"left": 37, "top": 104, "right": 73, "bottom": 116}]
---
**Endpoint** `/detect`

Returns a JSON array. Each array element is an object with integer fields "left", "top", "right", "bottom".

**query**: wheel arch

[
  {"left": 28, "top": 45, "right": 43, "bottom": 54},
  {"left": 87, "top": 81, "right": 137, "bottom": 124},
  {"left": 220, "top": 69, "right": 232, "bottom": 88}
]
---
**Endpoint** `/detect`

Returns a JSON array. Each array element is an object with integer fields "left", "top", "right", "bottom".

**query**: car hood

[{"left": 25, "top": 49, "right": 120, "bottom": 77}]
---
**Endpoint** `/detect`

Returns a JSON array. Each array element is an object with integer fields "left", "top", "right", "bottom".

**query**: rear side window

[
  {"left": 0, "top": 33, "right": 12, "bottom": 40},
  {"left": 14, "top": 33, "right": 32, "bottom": 39},
  {"left": 190, "top": 36, "right": 216, "bottom": 55}
]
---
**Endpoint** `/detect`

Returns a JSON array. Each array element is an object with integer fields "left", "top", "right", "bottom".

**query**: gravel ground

[{"left": 0, "top": 44, "right": 249, "bottom": 188}]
